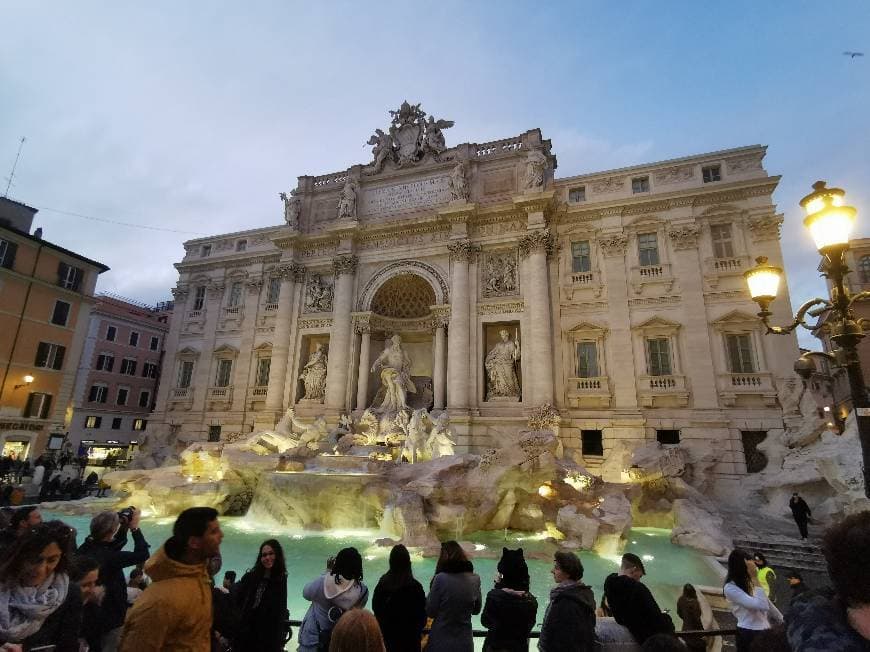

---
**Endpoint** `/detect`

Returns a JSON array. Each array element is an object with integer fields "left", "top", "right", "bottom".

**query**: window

[
  {"left": 177, "top": 360, "right": 194, "bottom": 388},
  {"left": 0, "top": 238, "right": 17, "bottom": 269},
  {"left": 85, "top": 416, "right": 102, "bottom": 429},
  {"left": 568, "top": 186, "right": 586, "bottom": 203},
  {"left": 575, "top": 342, "right": 599, "bottom": 378},
  {"left": 57, "top": 262, "right": 83, "bottom": 291},
  {"left": 88, "top": 384, "right": 108, "bottom": 403},
  {"left": 149, "top": 336, "right": 159, "bottom": 351},
  {"left": 646, "top": 338, "right": 672, "bottom": 376},
  {"left": 227, "top": 282, "right": 243, "bottom": 308},
  {"left": 96, "top": 353, "right": 115, "bottom": 372},
  {"left": 266, "top": 277, "right": 281, "bottom": 304},
  {"left": 637, "top": 233, "right": 660, "bottom": 267},
  {"left": 859, "top": 255, "right": 870, "bottom": 283},
  {"left": 726, "top": 333, "right": 756, "bottom": 373},
  {"left": 193, "top": 286, "right": 206, "bottom": 311},
  {"left": 741, "top": 431, "right": 769, "bottom": 473},
  {"left": 256, "top": 358, "right": 271, "bottom": 387},
  {"left": 117, "top": 387, "right": 129, "bottom": 406},
  {"left": 215, "top": 359, "right": 233, "bottom": 387},
  {"left": 133, "top": 419, "right": 147, "bottom": 431},
  {"left": 106, "top": 325, "right": 117, "bottom": 341},
  {"left": 571, "top": 241, "right": 591, "bottom": 273},
  {"left": 138, "top": 390, "right": 151, "bottom": 408},
  {"left": 710, "top": 224, "right": 734, "bottom": 258},
  {"left": 702, "top": 165, "right": 722, "bottom": 183},
  {"left": 34, "top": 342, "right": 66, "bottom": 370},
  {"left": 656, "top": 429, "right": 681, "bottom": 445},
  {"left": 632, "top": 176, "right": 650, "bottom": 193},
  {"left": 129, "top": 331, "right": 139, "bottom": 347},
  {"left": 120, "top": 358, "right": 138, "bottom": 376},
  {"left": 111, "top": 417, "right": 122, "bottom": 430},
  {"left": 581, "top": 429, "right": 604, "bottom": 456},
  {"left": 51, "top": 300, "right": 71, "bottom": 326},
  {"left": 201, "top": 245, "right": 212, "bottom": 257},
  {"left": 236, "top": 239, "right": 247, "bottom": 252},
  {"left": 208, "top": 425, "right": 221, "bottom": 442},
  {"left": 142, "top": 362, "right": 158, "bottom": 378},
  {"left": 24, "top": 392, "right": 52, "bottom": 419}
]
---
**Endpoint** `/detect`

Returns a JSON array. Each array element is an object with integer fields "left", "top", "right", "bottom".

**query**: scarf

[{"left": 0, "top": 572, "right": 69, "bottom": 642}]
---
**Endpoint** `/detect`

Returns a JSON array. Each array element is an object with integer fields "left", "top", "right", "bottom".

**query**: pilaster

[{"left": 325, "top": 254, "right": 359, "bottom": 411}]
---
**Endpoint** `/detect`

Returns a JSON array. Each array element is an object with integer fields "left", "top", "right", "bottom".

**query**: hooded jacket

[
  {"left": 538, "top": 581, "right": 597, "bottom": 652},
  {"left": 297, "top": 572, "right": 368, "bottom": 652},
  {"left": 481, "top": 586, "right": 538, "bottom": 652},
  {"left": 604, "top": 572, "right": 673, "bottom": 644},
  {"left": 786, "top": 589, "right": 870, "bottom": 652},
  {"left": 118, "top": 545, "right": 213, "bottom": 652}
]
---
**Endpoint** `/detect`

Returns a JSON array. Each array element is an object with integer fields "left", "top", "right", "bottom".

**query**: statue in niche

[
  {"left": 279, "top": 190, "right": 302, "bottom": 229},
  {"left": 299, "top": 343, "right": 328, "bottom": 400},
  {"left": 485, "top": 329, "right": 521, "bottom": 400},
  {"left": 370, "top": 334, "right": 416, "bottom": 414},
  {"left": 337, "top": 177, "right": 358, "bottom": 219},
  {"left": 524, "top": 148, "right": 548, "bottom": 190},
  {"left": 448, "top": 161, "right": 470, "bottom": 201},
  {"left": 304, "top": 274, "right": 333, "bottom": 312}
]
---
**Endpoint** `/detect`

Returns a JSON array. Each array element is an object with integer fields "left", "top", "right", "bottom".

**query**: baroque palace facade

[{"left": 153, "top": 103, "right": 800, "bottom": 488}]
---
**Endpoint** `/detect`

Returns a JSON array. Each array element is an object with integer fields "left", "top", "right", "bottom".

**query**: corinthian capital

[
  {"left": 518, "top": 229, "right": 556, "bottom": 259},
  {"left": 332, "top": 254, "right": 359, "bottom": 276},
  {"left": 596, "top": 234, "right": 628, "bottom": 257},
  {"left": 447, "top": 239, "right": 481, "bottom": 262},
  {"left": 667, "top": 225, "right": 701, "bottom": 250}
]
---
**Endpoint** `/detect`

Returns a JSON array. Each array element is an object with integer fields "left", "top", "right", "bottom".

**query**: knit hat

[{"left": 497, "top": 547, "right": 530, "bottom": 591}]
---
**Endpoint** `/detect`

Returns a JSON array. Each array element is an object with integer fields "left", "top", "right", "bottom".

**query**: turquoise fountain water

[{"left": 46, "top": 510, "right": 722, "bottom": 646}]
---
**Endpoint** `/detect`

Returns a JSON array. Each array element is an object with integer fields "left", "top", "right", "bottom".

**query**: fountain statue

[{"left": 370, "top": 334, "right": 416, "bottom": 415}]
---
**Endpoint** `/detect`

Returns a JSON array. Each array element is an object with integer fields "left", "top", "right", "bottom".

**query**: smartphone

[{"left": 30, "top": 647, "right": 57, "bottom": 652}]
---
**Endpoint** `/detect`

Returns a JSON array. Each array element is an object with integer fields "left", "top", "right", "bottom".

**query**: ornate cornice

[
  {"left": 596, "top": 234, "right": 628, "bottom": 257},
  {"left": 448, "top": 239, "right": 481, "bottom": 262},
  {"left": 171, "top": 285, "right": 189, "bottom": 301},
  {"left": 518, "top": 229, "right": 556, "bottom": 259},
  {"left": 332, "top": 254, "right": 359, "bottom": 276},
  {"left": 352, "top": 312, "right": 372, "bottom": 334},
  {"left": 747, "top": 213, "right": 783, "bottom": 242},
  {"left": 667, "top": 224, "right": 701, "bottom": 250}
]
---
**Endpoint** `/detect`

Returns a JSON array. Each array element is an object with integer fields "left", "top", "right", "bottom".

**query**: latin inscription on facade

[{"left": 362, "top": 176, "right": 451, "bottom": 216}]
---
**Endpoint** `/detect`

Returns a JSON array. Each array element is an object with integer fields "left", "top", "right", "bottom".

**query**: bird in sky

[{"left": 843, "top": 51, "right": 864, "bottom": 58}]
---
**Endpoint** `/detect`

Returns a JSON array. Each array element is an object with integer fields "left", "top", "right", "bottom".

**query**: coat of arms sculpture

[{"left": 366, "top": 101, "right": 454, "bottom": 173}]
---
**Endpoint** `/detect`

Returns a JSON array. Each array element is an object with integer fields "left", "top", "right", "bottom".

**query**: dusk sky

[{"left": 2, "top": 1, "right": 869, "bottom": 348}]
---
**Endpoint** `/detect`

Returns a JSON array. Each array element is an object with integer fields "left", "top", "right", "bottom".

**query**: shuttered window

[
  {"left": 726, "top": 334, "right": 756, "bottom": 373},
  {"left": 24, "top": 392, "right": 52, "bottom": 419},
  {"left": 34, "top": 342, "right": 66, "bottom": 370},
  {"left": 0, "top": 239, "right": 17, "bottom": 269},
  {"left": 646, "top": 338, "right": 672, "bottom": 376},
  {"left": 57, "top": 262, "right": 83, "bottom": 291}
]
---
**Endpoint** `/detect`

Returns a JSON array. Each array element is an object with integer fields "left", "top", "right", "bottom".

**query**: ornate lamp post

[{"left": 744, "top": 180, "right": 870, "bottom": 497}]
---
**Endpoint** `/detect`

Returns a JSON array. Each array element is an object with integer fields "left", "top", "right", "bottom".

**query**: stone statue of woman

[
  {"left": 337, "top": 177, "right": 358, "bottom": 219},
  {"left": 485, "top": 329, "right": 521, "bottom": 400},
  {"left": 300, "top": 343, "right": 328, "bottom": 400}
]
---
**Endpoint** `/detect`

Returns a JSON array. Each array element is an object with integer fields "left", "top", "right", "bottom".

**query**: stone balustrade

[{"left": 475, "top": 136, "right": 523, "bottom": 158}]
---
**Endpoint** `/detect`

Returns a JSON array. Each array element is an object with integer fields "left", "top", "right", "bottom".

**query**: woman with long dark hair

[
  {"left": 426, "top": 540, "right": 482, "bottom": 652},
  {"left": 232, "top": 538, "right": 289, "bottom": 651},
  {"left": 0, "top": 521, "right": 81, "bottom": 652},
  {"left": 372, "top": 544, "right": 426, "bottom": 652},
  {"left": 723, "top": 549, "right": 782, "bottom": 652}
]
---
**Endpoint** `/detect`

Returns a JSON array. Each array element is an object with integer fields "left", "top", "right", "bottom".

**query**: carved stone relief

[
  {"left": 727, "top": 154, "right": 764, "bottom": 173},
  {"left": 747, "top": 214, "right": 783, "bottom": 241},
  {"left": 303, "top": 274, "right": 334, "bottom": 313},
  {"left": 482, "top": 250, "right": 519, "bottom": 297},
  {"left": 667, "top": 225, "right": 701, "bottom": 250},
  {"left": 654, "top": 165, "right": 695, "bottom": 185},
  {"left": 591, "top": 176, "right": 626, "bottom": 194}
]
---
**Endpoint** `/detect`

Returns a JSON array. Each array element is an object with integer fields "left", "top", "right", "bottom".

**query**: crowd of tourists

[{"left": 0, "top": 503, "right": 866, "bottom": 652}]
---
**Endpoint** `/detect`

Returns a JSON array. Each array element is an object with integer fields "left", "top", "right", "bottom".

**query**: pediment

[
  {"left": 253, "top": 341, "right": 273, "bottom": 351},
  {"left": 711, "top": 309, "right": 761, "bottom": 330},
  {"left": 633, "top": 315, "right": 681, "bottom": 331},
  {"left": 567, "top": 320, "right": 608, "bottom": 334},
  {"left": 177, "top": 346, "right": 200, "bottom": 358},
  {"left": 213, "top": 343, "right": 239, "bottom": 355}
]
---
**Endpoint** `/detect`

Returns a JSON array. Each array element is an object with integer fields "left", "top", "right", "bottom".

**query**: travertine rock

[{"left": 670, "top": 498, "right": 730, "bottom": 556}]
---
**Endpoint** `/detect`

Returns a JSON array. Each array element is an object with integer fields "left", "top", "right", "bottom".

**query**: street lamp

[
  {"left": 13, "top": 375, "right": 34, "bottom": 390},
  {"left": 744, "top": 180, "right": 870, "bottom": 497}
]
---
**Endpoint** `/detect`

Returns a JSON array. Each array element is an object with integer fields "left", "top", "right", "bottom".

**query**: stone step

[{"left": 732, "top": 538, "right": 827, "bottom": 572}]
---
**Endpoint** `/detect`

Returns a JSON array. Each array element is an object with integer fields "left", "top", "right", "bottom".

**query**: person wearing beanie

[{"left": 481, "top": 547, "right": 538, "bottom": 651}]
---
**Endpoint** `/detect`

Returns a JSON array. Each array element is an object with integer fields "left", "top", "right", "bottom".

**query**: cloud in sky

[{"left": 2, "top": 1, "right": 869, "bottom": 350}]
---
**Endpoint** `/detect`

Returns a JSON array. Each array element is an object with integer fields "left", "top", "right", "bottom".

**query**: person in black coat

[
  {"left": 481, "top": 547, "right": 538, "bottom": 652},
  {"left": 539, "top": 551, "right": 597, "bottom": 652},
  {"left": 789, "top": 493, "right": 812, "bottom": 540},
  {"left": 372, "top": 544, "right": 427, "bottom": 652},
  {"left": 604, "top": 552, "right": 674, "bottom": 645},
  {"left": 232, "top": 538, "right": 290, "bottom": 652},
  {"left": 77, "top": 509, "right": 150, "bottom": 651},
  {"left": 0, "top": 520, "right": 83, "bottom": 652}
]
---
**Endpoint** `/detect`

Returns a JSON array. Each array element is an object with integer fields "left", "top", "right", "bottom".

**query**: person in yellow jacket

[
  {"left": 753, "top": 552, "right": 777, "bottom": 603},
  {"left": 119, "top": 507, "right": 224, "bottom": 652}
]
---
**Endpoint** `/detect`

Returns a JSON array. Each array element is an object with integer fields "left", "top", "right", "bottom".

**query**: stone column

[
  {"left": 265, "top": 263, "right": 304, "bottom": 412},
  {"left": 519, "top": 230, "right": 556, "bottom": 406},
  {"left": 325, "top": 254, "right": 358, "bottom": 411},
  {"left": 355, "top": 317, "right": 371, "bottom": 411},
  {"left": 447, "top": 241, "right": 478, "bottom": 410},
  {"left": 432, "top": 320, "right": 447, "bottom": 410}
]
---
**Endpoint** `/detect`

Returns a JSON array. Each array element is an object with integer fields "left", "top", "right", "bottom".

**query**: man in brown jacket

[{"left": 119, "top": 507, "right": 223, "bottom": 652}]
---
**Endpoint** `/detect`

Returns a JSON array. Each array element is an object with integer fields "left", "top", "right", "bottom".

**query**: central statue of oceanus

[{"left": 370, "top": 334, "right": 416, "bottom": 414}]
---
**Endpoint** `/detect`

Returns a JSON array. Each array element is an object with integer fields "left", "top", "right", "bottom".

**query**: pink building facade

[{"left": 69, "top": 295, "right": 171, "bottom": 458}]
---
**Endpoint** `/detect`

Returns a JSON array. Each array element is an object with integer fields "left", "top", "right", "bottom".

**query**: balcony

[
  {"left": 704, "top": 255, "right": 752, "bottom": 289},
  {"left": 637, "top": 374, "right": 689, "bottom": 407},
  {"left": 207, "top": 386, "right": 233, "bottom": 402},
  {"left": 248, "top": 386, "right": 269, "bottom": 400},
  {"left": 717, "top": 372, "right": 777, "bottom": 406},
  {"left": 264, "top": 303, "right": 279, "bottom": 312},
  {"left": 187, "top": 309, "right": 203, "bottom": 320},
  {"left": 224, "top": 306, "right": 241, "bottom": 316},
  {"left": 630, "top": 263, "right": 674, "bottom": 294},
  {"left": 171, "top": 387, "right": 192, "bottom": 400},
  {"left": 566, "top": 376, "right": 611, "bottom": 408}
]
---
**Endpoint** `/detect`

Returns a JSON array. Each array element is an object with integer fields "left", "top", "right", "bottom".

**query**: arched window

[{"left": 859, "top": 255, "right": 870, "bottom": 283}]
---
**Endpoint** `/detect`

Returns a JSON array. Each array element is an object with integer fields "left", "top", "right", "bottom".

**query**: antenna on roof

[{"left": 3, "top": 136, "right": 27, "bottom": 198}]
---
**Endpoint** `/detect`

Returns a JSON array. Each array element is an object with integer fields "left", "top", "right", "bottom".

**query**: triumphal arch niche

[{"left": 166, "top": 99, "right": 797, "bottom": 473}]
